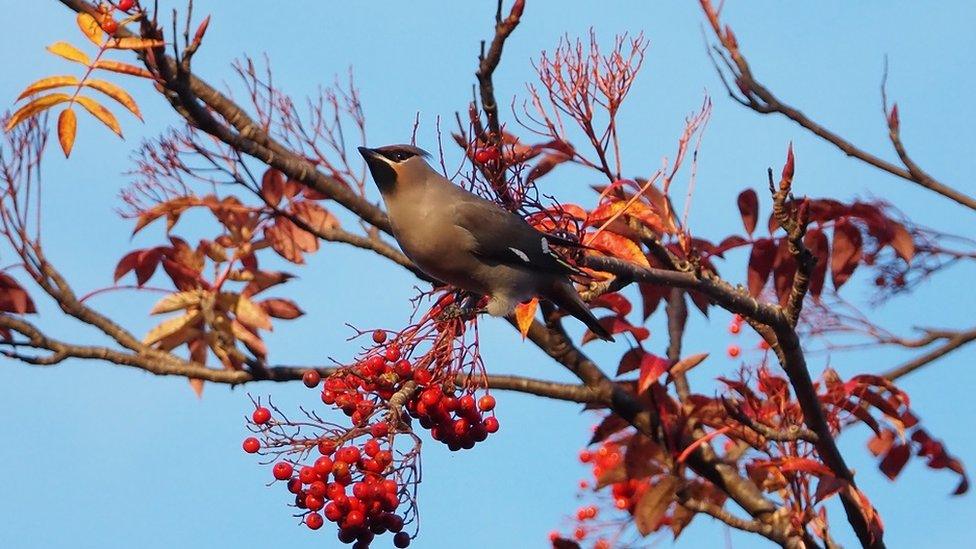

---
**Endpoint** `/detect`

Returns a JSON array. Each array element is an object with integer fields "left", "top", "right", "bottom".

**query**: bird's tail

[{"left": 544, "top": 279, "right": 615, "bottom": 342}]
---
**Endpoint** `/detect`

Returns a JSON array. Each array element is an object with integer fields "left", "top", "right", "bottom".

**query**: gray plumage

[{"left": 359, "top": 144, "right": 614, "bottom": 341}]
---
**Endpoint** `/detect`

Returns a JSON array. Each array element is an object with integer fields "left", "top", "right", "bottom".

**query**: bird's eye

[{"left": 393, "top": 151, "right": 411, "bottom": 161}]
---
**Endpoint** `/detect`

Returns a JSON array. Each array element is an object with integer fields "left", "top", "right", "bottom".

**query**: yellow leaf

[
  {"left": 75, "top": 95, "right": 122, "bottom": 137},
  {"left": 57, "top": 108, "right": 77, "bottom": 158},
  {"left": 76, "top": 13, "right": 104, "bottom": 46},
  {"left": 514, "top": 298, "right": 538, "bottom": 339},
  {"left": 16, "top": 75, "right": 80, "bottom": 101},
  {"left": 231, "top": 319, "right": 267, "bottom": 357},
  {"left": 85, "top": 79, "right": 142, "bottom": 120},
  {"left": 5, "top": 93, "right": 73, "bottom": 131},
  {"left": 150, "top": 291, "right": 201, "bottom": 314},
  {"left": 143, "top": 311, "right": 201, "bottom": 345},
  {"left": 234, "top": 294, "right": 273, "bottom": 331},
  {"left": 46, "top": 41, "right": 91, "bottom": 65},
  {"left": 107, "top": 37, "right": 165, "bottom": 50},
  {"left": 93, "top": 60, "right": 153, "bottom": 79}
]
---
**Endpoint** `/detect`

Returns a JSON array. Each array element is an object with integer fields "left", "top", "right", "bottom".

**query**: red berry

[
  {"left": 363, "top": 439, "right": 381, "bottom": 458},
  {"left": 370, "top": 422, "right": 390, "bottom": 438},
  {"left": 272, "top": 461, "right": 293, "bottom": 480},
  {"left": 574, "top": 527, "right": 587, "bottom": 541},
  {"left": 299, "top": 466, "right": 317, "bottom": 484},
  {"left": 252, "top": 407, "right": 271, "bottom": 425},
  {"left": 118, "top": 0, "right": 135, "bottom": 10},
  {"left": 305, "top": 512, "right": 324, "bottom": 530},
  {"left": 344, "top": 510, "right": 365, "bottom": 529},
  {"left": 305, "top": 493, "right": 325, "bottom": 511},
  {"left": 729, "top": 322, "right": 741, "bottom": 335},
  {"left": 308, "top": 480, "right": 327, "bottom": 498},
  {"left": 548, "top": 531, "right": 560, "bottom": 542},
  {"left": 477, "top": 394, "right": 496, "bottom": 411},
  {"left": 101, "top": 18, "right": 118, "bottom": 33},
  {"left": 393, "top": 360, "right": 412, "bottom": 378},
  {"left": 324, "top": 501, "right": 343, "bottom": 522},
  {"left": 458, "top": 395, "right": 476, "bottom": 413},
  {"left": 372, "top": 329, "right": 387, "bottom": 344},
  {"left": 318, "top": 440, "right": 337, "bottom": 456},
  {"left": 287, "top": 477, "right": 303, "bottom": 494},
  {"left": 483, "top": 416, "right": 499, "bottom": 433},
  {"left": 727, "top": 344, "right": 741, "bottom": 358},
  {"left": 579, "top": 450, "right": 592, "bottom": 463},
  {"left": 393, "top": 532, "right": 411, "bottom": 548},
  {"left": 473, "top": 148, "right": 499, "bottom": 164},
  {"left": 314, "top": 456, "right": 334, "bottom": 476},
  {"left": 385, "top": 345, "right": 401, "bottom": 361},
  {"left": 242, "top": 437, "right": 260, "bottom": 453},
  {"left": 303, "top": 369, "right": 321, "bottom": 388},
  {"left": 759, "top": 340, "right": 770, "bottom": 350}
]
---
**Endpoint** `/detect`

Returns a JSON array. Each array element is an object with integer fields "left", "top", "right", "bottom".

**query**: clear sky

[{"left": 1, "top": 1, "right": 974, "bottom": 548}]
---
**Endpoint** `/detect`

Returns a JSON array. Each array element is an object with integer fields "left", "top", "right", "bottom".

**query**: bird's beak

[{"left": 358, "top": 146, "right": 397, "bottom": 190}]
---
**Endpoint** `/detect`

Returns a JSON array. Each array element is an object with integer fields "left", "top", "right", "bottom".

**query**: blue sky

[{"left": 1, "top": 1, "right": 974, "bottom": 548}]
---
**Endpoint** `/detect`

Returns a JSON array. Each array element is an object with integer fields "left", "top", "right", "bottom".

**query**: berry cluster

[
  {"left": 407, "top": 385, "right": 498, "bottom": 451},
  {"left": 245, "top": 402, "right": 413, "bottom": 547},
  {"left": 243, "top": 309, "right": 497, "bottom": 547},
  {"left": 95, "top": 1, "right": 137, "bottom": 35}
]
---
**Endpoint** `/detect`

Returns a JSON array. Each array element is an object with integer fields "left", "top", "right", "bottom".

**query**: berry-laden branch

[{"left": 698, "top": 0, "right": 976, "bottom": 212}]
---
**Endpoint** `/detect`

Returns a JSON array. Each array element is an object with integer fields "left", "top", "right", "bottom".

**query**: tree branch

[{"left": 699, "top": 0, "right": 976, "bottom": 212}]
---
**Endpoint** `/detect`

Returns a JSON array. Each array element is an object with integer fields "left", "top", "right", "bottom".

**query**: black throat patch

[{"left": 363, "top": 155, "right": 398, "bottom": 192}]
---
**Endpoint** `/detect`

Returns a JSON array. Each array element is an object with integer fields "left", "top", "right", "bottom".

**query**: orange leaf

[
  {"left": 75, "top": 96, "right": 122, "bottom": 137},
  {"left": 5, "top": 93, "right": 72, "bottom": 131},
  {"left": 634, "top": 476, "right": 678, "bottom": 536},
  {"left": 85, "top": 79, "right": 141, "bottom": 120},
  {"left": 16, "top": 75, "right": 80, "bottom": 100},
  {"left": 514, "top": 298, "right": 538, "bottom": 339},
  {"left": 57, "top": 108, "right": 77, "bottom": 158},
  {"left": 234, "top": 294, "right": 273, "bottom": 331},
  {"left": 261, "top": 298, "right": 304, "bottom": 319},
  {"left": 291, "top": 201, "right": 340, "bottom": 234},
  {"left": 189, "top": 378, "right": 205, "bottom": 398},
  {"left": 46, "top": 41, "right": 90, "bottom": 65},
  {"left": 588, "top": 231, "right": 650, "bottom": 268},
  {"left": 76, "top": 13, "right": 104, "bottom": 46},
  {"left": 107, "top": 37, "right": 165, "bottom": 50},
  {"left": 669, "top": 352, "right": 709, "bottom": 378},
  {"left": 93, "top": 60, "right": 153, "bottom": 79}
]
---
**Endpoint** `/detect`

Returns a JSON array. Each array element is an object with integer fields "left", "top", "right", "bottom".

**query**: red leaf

[
  {"left": 831, "top": 218, "right": 863, "bottom": 289},
  {"left": 772, "top": 238, "right": 797, "bottom": 306},
  {"left": 638, "top": 353, "right": 673, "bottom": 393},
  {"left": 590, "top": 414, "right": 629, "bottom": 444},
  {"left": 774, "top": 457, "right": 834, "bottom": 478},
  {"left": 781, "top": 143, "right": 795, "bottom": 182},
  {"left": 134, "top": 248, "right": 164, "bottom": 286},
  {"left": 804, "top": 229, "right": 829, "bottom": 299},
  {"left": 638, "top": 283, "right": 667, "bottom": 321},
  {"left": 0, "top": 273, "right": 37, "bottom": 314},
  {"left": 879, "top": 443, "right": 911, "bottom": 480},
  {"left": 584, "top": 316, "right": 650, "bottom": 344},
  {"left": 588, "top": 292, "right": 632, "bottom": 316},
  {"left": 161, "top": 258, "right": 206, "bottom": 291},
  {"left": 747, "top": 239, "right": 776, "bottom": 297},
  {"left": 114, "top": 250, "right": 141, "bottom": 282},
  {"left": 617, "top": 348, "right": 643, "bottom": 376},
  {"left": 261, "top": 168, "right": 284, "bottom": 207},
  {"left": 736, "top": 189, "right": 759, "bottom": 235},
  {"left": 260, "top": 298, "right": 304, "bottom": 319}
]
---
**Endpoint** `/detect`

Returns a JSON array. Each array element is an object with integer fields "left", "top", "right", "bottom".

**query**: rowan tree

[{"left": 1, "top": 2, "right": 972, "bottom": 548}]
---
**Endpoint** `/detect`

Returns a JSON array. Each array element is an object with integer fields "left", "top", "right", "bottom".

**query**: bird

[{"left": 358, "top": 143, "right": 614, "bottom": 341}]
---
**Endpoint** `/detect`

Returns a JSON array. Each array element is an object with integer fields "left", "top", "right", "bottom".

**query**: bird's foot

[{"left": 436, "top": 304, "right": 487, "bottom": 321}]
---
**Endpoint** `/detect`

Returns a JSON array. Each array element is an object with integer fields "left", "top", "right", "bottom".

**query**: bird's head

[{"left": 358, "top": 144, "right": 432, "bottom": 194}]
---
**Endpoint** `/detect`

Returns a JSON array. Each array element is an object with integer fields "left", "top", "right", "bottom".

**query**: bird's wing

[{"left": 453, "top": 199, "right": 582, "bottom": 276}]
